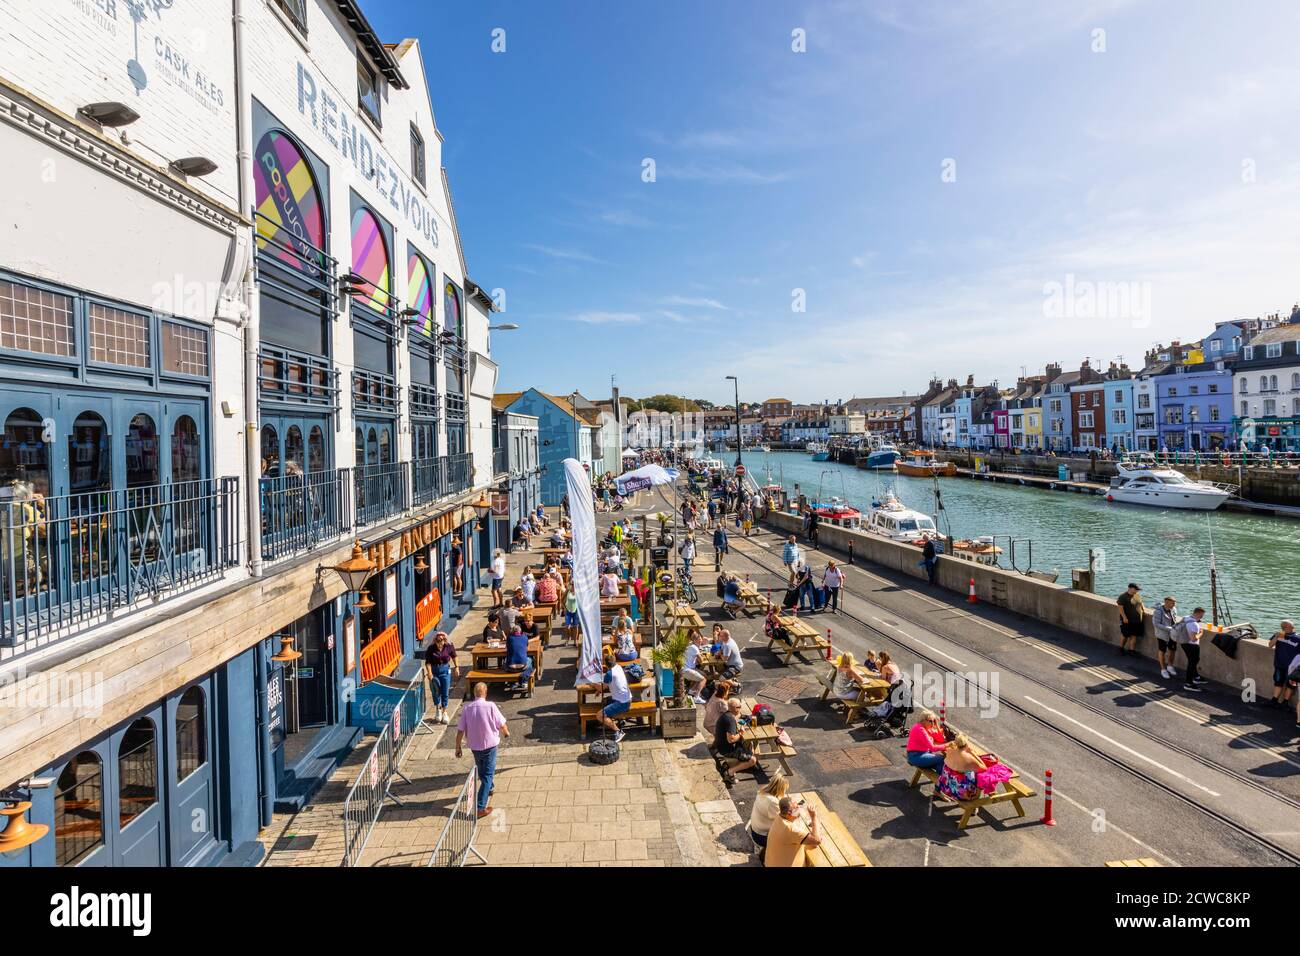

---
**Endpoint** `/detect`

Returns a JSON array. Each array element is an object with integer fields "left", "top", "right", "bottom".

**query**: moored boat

[
  {"left": 895, "top": 450, "right": 957, "bottom": 477},
  {"left": 863, "top": 490, "right": 940, "bottom": 542},
  {"left": 1106, "top": 461, "right": 1235, "bottom": 511},
  {"left": 809, "top": 496, "right": 862, "bottom": 530},
  {"left": 806, "top": 441, "right": 830, "bottom": 461}
]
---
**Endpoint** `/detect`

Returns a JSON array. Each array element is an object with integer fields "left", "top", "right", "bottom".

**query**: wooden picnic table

[
  {"left": 816, "top": 662, "right": 891, "bottom": 724},
  {"left": 906, "top": 736, "right": 1037, "bottom": 830},
  {"left": 528, "top": 604, "right": 555, "bottom": 645},
  {"left": 788, "top": 791, "right": 871, "bottom": 867},
  {"left": 471, "top": 636, "right": 544, "bottom": 679},
  {"left": 737, "top": 697, "right": 796, "bottom": 777},
  {"left": 663, "top": 603, "right": 704, "bottom": 638},
  {"left": 695, "top": 650, "right": 727, "bottom": 681},
  {"left": 736, "top": 580, "right": 769, "bottom": 615},
  {"left": 768, "top": 613, "right": 831, "bottom": 664},
  {"left": 599, "top": 595, "right": 631, "bottom": 621}
]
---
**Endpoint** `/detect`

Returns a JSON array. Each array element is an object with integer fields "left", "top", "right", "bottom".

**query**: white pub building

[{"left": 0, "top": 0, "right": 505, "bottom": 867}]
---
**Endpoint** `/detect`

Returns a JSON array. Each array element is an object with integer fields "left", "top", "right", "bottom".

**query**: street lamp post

[{"left": 726, "top": 375, "right": 742, "bottom": 469}]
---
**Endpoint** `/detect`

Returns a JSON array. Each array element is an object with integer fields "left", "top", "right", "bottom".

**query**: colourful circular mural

[
  {"left": 407, "top": 254, "right": 434, "bottom": 338},
  {"left": 350, "top": 207, "right": 392, "bottom": 315},
  {"left": 253, "top": 130, "right": 324, "bottom": 273},
  {"left": 443, "top": 279, "right": 462, "bottom": 337}
]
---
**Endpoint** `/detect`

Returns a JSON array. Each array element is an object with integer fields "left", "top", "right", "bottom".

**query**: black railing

[
  {"left": 355, "top": 461, "right": 410, "bottom": 527},
  {"left": 412, "top": 456, "right": 448, "bottom": 507},
  {"left": 447, "top": 452, "right": 473, "bottom": 495},
  {"left": 259, "top": 344, "right": 339, "bottom": 408},
  {"left": 1, "top": 478, "right": 240, "bottom": 649},
  {"left": 260, "top": 468, "right": 351, "bottom": 562}
]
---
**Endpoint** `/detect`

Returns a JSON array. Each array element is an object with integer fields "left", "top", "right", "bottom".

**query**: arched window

[
  {"left": 1241, "top": 400, "right": 1249, "bottom": 417},
  {"left": 378, "top": 429, "right": 391, "bottom": 464},
  {"left": 171, "top": 415, "right": 201, "bottom": 484},
  {"left": 350, "top": 207, "right": 391, "bottom": 315},
  {"left": 407, "top": 253, "right": 434, "bottom": 338},
  {"left": 443, "top": 279, "right": 462, "bottom": 338},
  {"left": 285, "top": 425, "right": 304, "bottom": 476},
  {"left": 1260, "top": 376, "right": 1269, "bottom": 392},
  {"left": 1240, "top": 378, "right": 1248, "bottom": 393},
  {"left": 125, "top": 414, "right": 159, "bottom": 488},
  {"left": 308, "top": 426, "right": 325, "bottom": 474},
  {"left": 1, "top": 407, "right": 50, "bottom": 497},
  {"left": 67, "top": 410, "right": 110, "bottom": 495},
  {"left": 55, "top": 751, "right": 103, "bottom": 866},
  {"left": 355, "top": 427, "right": 365, "bottom": 467},
  {"left": 1270, "top": 375, "right": 1279, "bottom": 391},
  {"left": 367, "top": 428, "right": 379, "bottom": 466},
  {"left": 176, "top": 686, "right": 206, "bottom": 781},
  {"left": 118, "top": 718, "right": 157, "bottom": 827},
  {"left": 253, "top": 130, "right": 325, "bottom": 271},
  {"left": 260, "top": 425, "right": 280, "bottom": 479}
]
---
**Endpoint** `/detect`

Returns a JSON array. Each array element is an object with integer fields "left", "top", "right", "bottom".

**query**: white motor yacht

[
  {"left": 863, "top": 491, "right": 941, "bottom": 542},
  {"left": 1106, "top": 462, "right": 1235, "bottom": 511}
]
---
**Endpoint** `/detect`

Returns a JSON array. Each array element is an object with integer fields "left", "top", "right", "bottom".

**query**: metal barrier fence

[
  {"left": 1, "top": 477, "right": 240, "bottom": 648},
  {"left": 426, "top": 766, "right": 486, "bottom": 867},
  {"left": 340, "top": 671, "right": 433, "bottom": 867}
]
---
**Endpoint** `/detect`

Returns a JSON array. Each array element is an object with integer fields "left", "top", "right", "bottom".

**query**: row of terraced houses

[
  {"left": 911, "top": 310, "right": 1300, "bottom": 454},
  {"left": 0, "top": 0, "right": 552, "bottom": 867}
]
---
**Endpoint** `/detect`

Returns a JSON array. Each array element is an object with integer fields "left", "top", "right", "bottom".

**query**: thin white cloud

[
  {"left": 656, "top": 161, "right": 790, "bottom": 185},
  {"left": 523, "top": 243, "right": 608, "bottom": 264},
  {"left": 571, "top": 311, "right": 642, "bottom": 325},
  {"left": 663, "top": 295, "right": 731, "bottom": 311}
]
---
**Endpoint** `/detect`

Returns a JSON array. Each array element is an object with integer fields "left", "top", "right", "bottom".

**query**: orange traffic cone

[{"left": 967, "top": 578, "right": 977, "bottom": 603}]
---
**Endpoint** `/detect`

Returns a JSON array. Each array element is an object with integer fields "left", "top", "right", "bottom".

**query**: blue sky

[{"left": 366, "top": 0, "right": 1300, "bottom": 405}]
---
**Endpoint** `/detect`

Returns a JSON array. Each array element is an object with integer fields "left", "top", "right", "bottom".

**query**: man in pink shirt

[{"left": 455, "top": 682, "right": 509, "bottom": 818}]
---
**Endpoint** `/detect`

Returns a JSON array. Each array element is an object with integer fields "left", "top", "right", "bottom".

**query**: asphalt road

[{"left": 610, "top": 488, "right": 1299, "bottom": 867}]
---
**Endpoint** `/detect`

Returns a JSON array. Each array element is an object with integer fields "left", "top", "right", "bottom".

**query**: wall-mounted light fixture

[
  {"left": 0, "top": 794, "right": 49, "bottom": 856},
  {"left": 76, "top": 101, "right": 140, "bottom": 127},
  {"left": 169, "top": 156, "right": 219, "bottom": 178}
]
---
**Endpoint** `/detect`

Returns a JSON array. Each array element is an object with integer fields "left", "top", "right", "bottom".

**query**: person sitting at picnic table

[
  {"left": 682, "top": 632, "right": 709, "bottom": 703},
  {"left": 517, "top": 608, "right": 540, "bottom": 641},
  {"left": 504, "top": 621, "right": 534, "bottom": 692},
  {"left": 481, "top": 611, "right": 506, "bottom": 644},
  {"left": 714, "top": 696, "right": 758, "bottom": 784},
  {"left": 721, "top": 573, "right": 743, "bottom": 614},
  {"left": 520, "top": 568, "right": 537, "bottom": 604},
  {"left": 535, "top": 503, "right": 548, "bottom": 527},
  {"left": 514, "top": 517, "right": 531, "bottom": 551},
  {"left": 764, "top": 605, "right": 789, "bottom": 644},
  {"left": 717, "top": 628, "right": 744, "bottom": 680},
  {"left": 831, "top": 652, "right": 868, "bottom": 702},
  {"left": 935, "top": 733, "right": 985, "bottom": 802},
  {"left": 612, "top": 623, "right": 638, "bottom": 663},
  {"left": 863, "top": 650, "right": 881, "bottom": 673},
  {"left": 536, "top": 569, "right": 561, "bottom": 606},
  {"left": 598, "top": 650, "right": 633, "bottom": 743},
  {"left": 600, "top": 569, "right": 622, "bottom": 598},
  {"left": 877, "top": 651, "right": 900, "bottom": 684},
  {"left": 560, "top": 550, "right": 574, "bottom": 570},
  {"left": 611, "top": 607, "right": 634, "bottom": 633},
  {"left": 703, "top": 679, "right": 734, "bottom": 736},
  {"left": 765, "top": 795, "right": 821, "bottom": 867},
  {"left": 905, "top": 709, "right": 948, "bottom": 771},
  {"left": 748, "top": 773, "right": 789, "bottom": 863},
  {"left": 549, "top": 527, "right": 566, "bottom": 548}
]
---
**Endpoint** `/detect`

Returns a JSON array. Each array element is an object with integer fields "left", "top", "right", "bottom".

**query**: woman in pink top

[{"left": 906, "top": 709, "right": 947, "bottom": 772}]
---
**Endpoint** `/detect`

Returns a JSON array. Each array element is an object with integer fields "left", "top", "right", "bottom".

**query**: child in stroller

[{"left": 862, "top": 676, "right": 913, "bottom": 739}]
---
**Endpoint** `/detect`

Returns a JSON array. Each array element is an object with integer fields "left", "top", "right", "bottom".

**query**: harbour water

[{"left": 754, "top": 451, "right": 1300, "bottom": 629}]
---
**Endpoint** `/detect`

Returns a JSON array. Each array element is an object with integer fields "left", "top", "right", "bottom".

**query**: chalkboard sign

[{"left": 267, "top": 666, "right": 286, "bottom": 750}]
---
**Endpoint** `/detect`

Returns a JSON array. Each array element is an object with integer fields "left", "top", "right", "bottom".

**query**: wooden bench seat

[
  {"left": 789, "top": 791, "right": 870, "bottom": 867},
  {"left": 906, "top": 765, "right": 1036, "bottom": 830},
  {"left": 463, "top": 668, "right": 535, "bottom": 699},
  {"left": 577, "top": 680, "right": 658, "bottom": 738}
]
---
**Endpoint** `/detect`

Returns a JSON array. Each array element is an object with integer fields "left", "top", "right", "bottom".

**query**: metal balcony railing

[
  {"left": 1, "top": 478, "right": 240, "bottom": 651},
  {"left": 354, "top": 461, "right": 410, "bottom": 528},
  {"left": 412, "top": 456, "right": 449, "bottom": 507},
  {"left": 260, "top": 468, "right": 351, "bottom": 562},
  {"left": 447, "top": 452, "right": 473, "bottom": 495}
]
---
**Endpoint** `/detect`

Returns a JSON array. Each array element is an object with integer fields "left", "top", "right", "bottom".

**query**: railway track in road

[{"left": 723, "top": 531, "right": 1300, "bottom": 866}]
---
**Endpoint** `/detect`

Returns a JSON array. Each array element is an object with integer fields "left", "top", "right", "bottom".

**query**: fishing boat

[
  {"left": 1106, "top": 461, "right": 1235, "bottom": 511},
  {"left": 808, "top": 496, "right": 862, "bottom": 529},
  {"left": 806, "top": 441, "right": 830, "bottom": 461},
  {"left": 895, "top": 450, "right": 957, "bottom": 478},
  {"left": 863, "top": 490, "right": 941, "bottom": 542}
]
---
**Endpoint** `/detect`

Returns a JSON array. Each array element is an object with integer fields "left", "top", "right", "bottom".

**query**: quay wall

[
  {"left": 764, "top": 510, "right": 1275, "bottom": 695},
  {"left": 929, "top": 449, "right": 1300, "bottom": 507}
]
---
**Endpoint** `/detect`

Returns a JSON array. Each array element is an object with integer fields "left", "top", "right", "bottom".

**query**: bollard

[
  {"left": 847, "top": 541, "right": 854, "bottom": 566},
  {"left": 826, "top": 629, "right": 833, "bottom": 661},
  {"left": 967, "top": 578, "right": 978, "bottom": 603},
  {"left": 939, "top": 698, "right": 947, "bottom": 725},
  {"left": 1040, "top": 770, "right": 1056, "bottom": 826}
]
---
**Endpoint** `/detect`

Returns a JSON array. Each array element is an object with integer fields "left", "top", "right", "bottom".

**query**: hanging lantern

[
  {"left": 332, "top": 541, "right": 375, "bottom": 593},
  {"left": 0, "top": 801, "right": 49, "bottom": 855},
  {"left": 413, "top": 552, "right": 428, "bottom": 573},
  {"left": 270, "top": 634, "right": 302, "bottom": 663},
  {"left": 355, "top": 588, "right": 376, "bottom": 612}
]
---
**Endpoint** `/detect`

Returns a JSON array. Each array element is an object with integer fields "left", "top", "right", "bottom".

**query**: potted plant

[
  {"left": 651, "top": 628, "right": 697, "bottom": 738},
  {"left": 653, "top": 511, "right": 674, "bottom": 548}
]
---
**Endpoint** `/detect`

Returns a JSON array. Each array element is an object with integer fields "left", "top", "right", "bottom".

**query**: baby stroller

[{"left": 861, "top": 677, "right": 913, "bottom": 739}]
